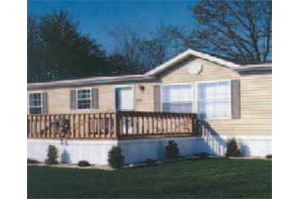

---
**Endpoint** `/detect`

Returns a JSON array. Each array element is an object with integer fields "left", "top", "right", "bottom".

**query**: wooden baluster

[
  {"left": 29, "top": 115, "right": 33, "bottom": 137},
  {"left": 115, "top": 112, "right": 121, "bottom": 138},
  {"left": 156, "top": 114, "right": 159, "bottom": 134},
  {"left": 97, "top": 113, "right": 101, "bottom": 138},
  {"left": 125, "top": 114, "right": 129, "bottom": 136},
  {"left": 136, "top": 115, "right": 139, "bottom": 135},
  {"left": 161, "top": 114, "right": 164, "bottom": 134},
  {"left": 48, "top": 115, "right": 52, "bottom": 138},
  {"left": 77, "top": 114, "right": 80, "bottom": 138},
  {"left": 87, "top": 114, "right": 90, "bottom": 138},
  {"left": 147, "top": 113, "right": 150, "bottom": 134},
  {"left": 170, "top": 115, "right": 173, "bottom": 135},
  {"left": 82, "top": 114, "right": 86, "bottom": 138},
  {"left": 131, "top": 112, "right": 134, "bottom": 135},
  {"left": 71, "top": 114, "right": 75, "bottom": 138},
  {"left": 166, "top": 114, "right": 168, "bottom": 134},
  {"left": 34, "top": 116, "right": 37, "bottom": 138},
  {"left": 108, "top": 113, "right": 112, "bottom": 138},
  {"left": 141, "top": 115, "right": 144, "bottom": 135},
  {"left": 104, "top": 113, "right": 107, "bottom": 138},
  {"left": 152, "top": 113, "right": 155, "bottom": 135},
  {"left": 93, "top": 113, "right": 96, "bottom": 138}
]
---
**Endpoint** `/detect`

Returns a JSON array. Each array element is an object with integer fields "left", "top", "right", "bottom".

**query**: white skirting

[
  {"left": 27, "top": 139, "right": 118, "bottom": 165},
  {"left": 27, "top": 135, "right": 272, "bottom": 165}
]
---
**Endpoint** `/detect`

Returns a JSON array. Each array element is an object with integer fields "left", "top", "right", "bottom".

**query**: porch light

[{"left": 139, "top": 85, "right": 145, "bottom": 92}]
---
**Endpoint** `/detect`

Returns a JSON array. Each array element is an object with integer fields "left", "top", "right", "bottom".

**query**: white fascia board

[
  {"left": 145, "top": 49, "right": 240, "bottom": 76},
  {"left": 234, "top": 65, "right": 272, "bottom": 71},
  {"left": 27, "top": 75, "right": 155, "bottom": 89}
]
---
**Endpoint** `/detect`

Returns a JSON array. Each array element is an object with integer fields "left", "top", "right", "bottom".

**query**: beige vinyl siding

[
  {"left": 134, "top": 83, "right": 157, "bottom": 112},
  {"left": 27, "top": 56, "right": 271, "bottom": 137},
  {"left": 159, "top": 57, "right": 240, "bottom": 83},
  {"left": 27, "top": 82, "right": 158, "bottom": 114},
  {"left": 28, "top": 84, "right": 116, "bottom": 114},
  {"left": 158, "top": 57, "right": 272, "bottom": 137}
]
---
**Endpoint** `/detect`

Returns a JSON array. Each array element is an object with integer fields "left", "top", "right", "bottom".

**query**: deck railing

[
  {"left": 27, "top": 111, "right": 198, "bottom": 139},
  {"left": 117, "top": 111, "right": 198, "bottom": 138}
]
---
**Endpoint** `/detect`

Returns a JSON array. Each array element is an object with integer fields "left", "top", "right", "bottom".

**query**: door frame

[{"left": 113, "top": 84, "right": 135, "bottom": 111}]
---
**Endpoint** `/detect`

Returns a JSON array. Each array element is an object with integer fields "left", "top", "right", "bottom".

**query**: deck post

[{"left": 115, "top": 111, "right": 121, "bottom": 138}]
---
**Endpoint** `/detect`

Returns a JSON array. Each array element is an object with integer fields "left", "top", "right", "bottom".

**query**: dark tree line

[
  {"left": 27, "top": 11, "right": 140, "bottom": 83},
  {"left": 28, "top": 1, "right": 272, "bottom": 83}
]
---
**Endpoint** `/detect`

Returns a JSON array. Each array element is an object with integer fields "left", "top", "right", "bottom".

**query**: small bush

[
  {"left": 225, "top": 138, "right": 241, "bottom": 157},
  {"left": 266, "top": 154, "right": 272, "bottom": 159},
  {"left": 142, "top": 158, "right": 156, "bottom": 164},
  {"left": 108, "top": 146, "right": 124, "bottom": 169},
  {"left": 166, "top": 140, "right": 180, "bottom": 160},
  {"left": 27, "top": 158, "right": 39, "bottom": 164},
  {"left": 45, "top": 145, "right": 59, "bottom": 165},
  {"left": 78, "top": 160, "right": 91, "bottom": 167}
]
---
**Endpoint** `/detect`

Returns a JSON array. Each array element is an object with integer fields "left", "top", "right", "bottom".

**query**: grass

[{"left": 27, "top": 159, "right": 272, "bottom": 198}]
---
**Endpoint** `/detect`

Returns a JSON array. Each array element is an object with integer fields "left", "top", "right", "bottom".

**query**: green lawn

[{"left": 27, "top": 159, "right": 272, "bottom": 198}]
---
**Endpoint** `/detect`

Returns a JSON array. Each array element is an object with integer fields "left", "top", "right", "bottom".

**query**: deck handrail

[{"left": 27, "top": 111, "right": 199, "bottom": 139}]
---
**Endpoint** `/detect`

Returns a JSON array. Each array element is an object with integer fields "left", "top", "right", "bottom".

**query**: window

[
  {"left": 162, "top": 84, "right": 193, "bottom": 113},
  {"left": 77, "top": 89, "right": 91, "bottom": 109},
  {"left": 28, "top": 93, "right": 42, "bottom": 114},
  {"left": 197, "top": 81, "right": 231, "bottom": 119}
]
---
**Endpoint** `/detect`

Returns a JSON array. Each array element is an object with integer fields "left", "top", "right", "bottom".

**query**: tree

[
  {"left": 178, "top": 0, "right": 272, "bottom": 62},
  {"left": 107, "top": 53, "right": 144, "bottom": 75},
  {"left": 27, "top": 10, "right": 108, "bottom": 82},
  {"left": 109, "top": 24, "right": 182, "bottom": 72}
]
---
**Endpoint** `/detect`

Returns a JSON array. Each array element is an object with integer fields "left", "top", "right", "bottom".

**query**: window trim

[
  {"left": 28, "top": 92, "right": 43, "bottom": 115},
  {"left": 75, "top": 88, "right": 92, "bottom": 110},
  {"left": 161, "top": 82, "right": 194, "bottom": 113},
  {"left": 195, "top": 79, "right": 232, "bottom": 120}
]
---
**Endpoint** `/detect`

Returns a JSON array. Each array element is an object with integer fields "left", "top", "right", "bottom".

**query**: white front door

[{"left": 115, "top": 87, "right": 134, "bottom": 111}]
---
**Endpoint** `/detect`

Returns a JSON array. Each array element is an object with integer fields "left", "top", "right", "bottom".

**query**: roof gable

[{"left": 145, "top": 49, "right": 241, "bottom": 76}]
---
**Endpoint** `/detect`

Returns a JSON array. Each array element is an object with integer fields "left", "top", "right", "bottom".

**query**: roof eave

[
  {"left": 233, "top": 65, "right": 272, "bottom": 72},
  {"left": 27, "top": 75, "right": 156, "bottom": 90}
]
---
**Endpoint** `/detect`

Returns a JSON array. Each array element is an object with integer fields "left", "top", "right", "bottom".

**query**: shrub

[
  {"left": 142, "top": 158, "right": 156, "bottom": 164},
  {"left": 108, "top": 146, "right": 124, "bottom": 169},
  {"left": 78, "top": 160, "right": 91, "bottom": 167},
  {"left": 266, "top": 154, "right": 272, "bottom": 159},
  {"left": 225, "top": 138, "right": 241, "bottom": 157},
  {"left": 27, "top": 158, "right": 39, "bottom": 164},
  {"left": 166, "top": 140, "right": 180, "bottom": 160},
  {"left": 45, "top": 145, "right": 59, "bottom": 165}
]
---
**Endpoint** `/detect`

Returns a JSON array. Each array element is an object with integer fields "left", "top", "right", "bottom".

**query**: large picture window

[
  {"left": 28, "top": 93, "right": 42, "bottom": 115},
  {"left": 77, "top": 89, "right": 91, "bottom": 109},
  {"left": 162, "top": 84, "right": 193, "bottom": 113},
  {"left": 197, "top": 81, "right": 231, "bottom": 119}
]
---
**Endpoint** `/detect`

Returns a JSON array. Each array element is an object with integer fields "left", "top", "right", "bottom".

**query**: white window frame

[
  {"left": 196, "top": 79, "right": 232, "bottom": 120},
  {"left": 161, "top": 82, "right": 194, "bottom": 113},
  {"left": 28, "top": 92, "right": 43, "bottom": 115},
  {"left": 76, "top": 88, "right": 92, "bottom": 110}
]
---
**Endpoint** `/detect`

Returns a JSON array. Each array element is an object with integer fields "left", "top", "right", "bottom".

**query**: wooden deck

[{"left": 27, "top": 111, "right": 199, "bottom": 139}]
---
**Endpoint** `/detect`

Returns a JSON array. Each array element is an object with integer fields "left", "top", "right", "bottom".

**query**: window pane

[
  {"left": 162, "top": 84, "right": 193, "bottom": 113},
  {"left": 77, "top": 89, "right": 91, "bottom": 100},
  {"left": 198, "top": 81, "right": 230, "bottom": 119},
  {"left": 163, "top": 84, "right": 192, "bottom": 102},
  {"left": 30, "top": 107, "right": 41, "bottom": 115},
  {"left": 78, "top": 100, "right": 91, "bottom": 109},
  {"left": 163, "top": 102, "right": 193, "bottom": 113}
]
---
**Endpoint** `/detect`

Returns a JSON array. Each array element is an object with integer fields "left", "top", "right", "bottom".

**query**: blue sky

[{"left": 27, "top": 0, "right": 198, "bottom": 54}]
